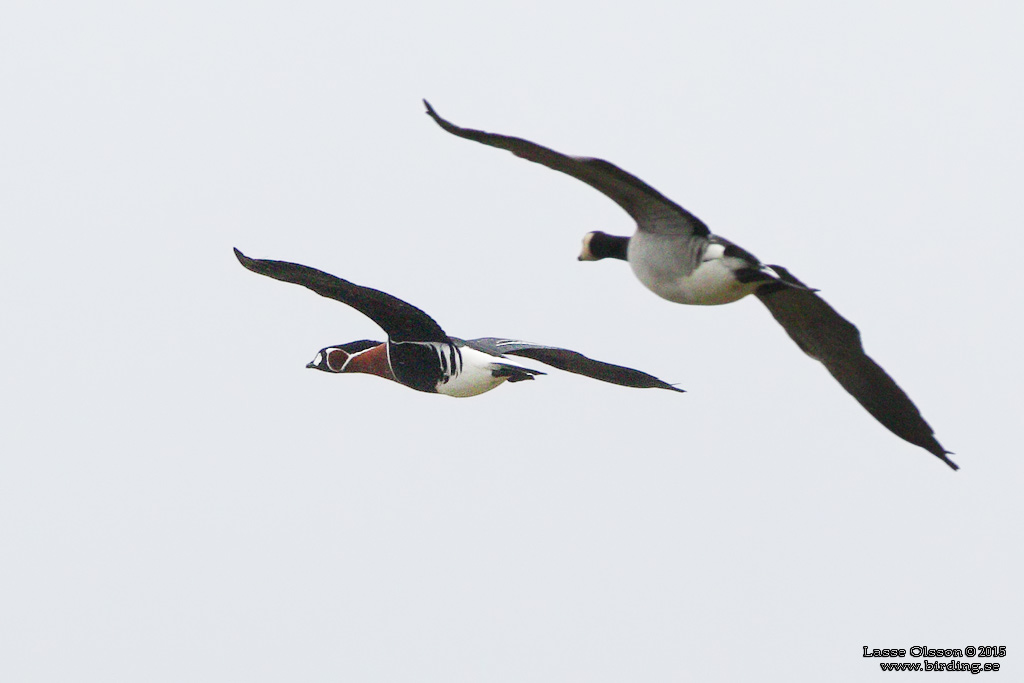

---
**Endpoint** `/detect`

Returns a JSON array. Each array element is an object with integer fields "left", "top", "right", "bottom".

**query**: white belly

[
  {"left": 435, "top": 346, "right": 512, "bottom": 398},
  {"left": 629, "top": 255, "right": 754, "bottom": 305}
]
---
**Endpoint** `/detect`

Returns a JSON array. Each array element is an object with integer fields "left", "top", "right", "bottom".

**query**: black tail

[{"left": 494, "top": 364, "right": 545, "bottom": 383}]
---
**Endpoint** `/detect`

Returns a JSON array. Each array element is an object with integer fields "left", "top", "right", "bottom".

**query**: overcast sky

[{"left": 2, "top": 2, "right": 1022, "bottom": 681}]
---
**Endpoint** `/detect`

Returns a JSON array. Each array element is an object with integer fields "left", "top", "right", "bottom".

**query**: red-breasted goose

[
  {"left": 424, "top": 101, "right": 956, "bottom": 469},
  {"left": 235, "top": 249, "right": 683, "bottom": 397}
]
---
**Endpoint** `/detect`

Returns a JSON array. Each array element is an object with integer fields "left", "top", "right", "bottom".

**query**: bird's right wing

[
  {"left": 424, "top": 100, "right": 710, "bottom": 237},
  {"left": 234, "top": 249, "right": 450, "bottom": 344},
  {"left": 755, "top": 266, "right": 956, "bottom": 469},
  {"left": 463, "top": 337, "right": 684, "bottom": 392}
]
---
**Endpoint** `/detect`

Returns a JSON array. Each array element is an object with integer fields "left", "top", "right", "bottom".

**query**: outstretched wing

[
  {"left": 234, "top": 249, "right": 450, "bottom": 344},
  {"left": 755, "top": 266, "right": 956, "bottom": 470},
  {"left": 424, "top": 100, "right": 710, "bottom": 237},
  {"left": 461, "top": 337, "right": 684, "bottom": 392}
]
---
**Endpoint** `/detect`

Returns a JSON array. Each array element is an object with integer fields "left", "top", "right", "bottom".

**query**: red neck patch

[{"left": 337, "top": 343, "right": 396, "bottom": 381}]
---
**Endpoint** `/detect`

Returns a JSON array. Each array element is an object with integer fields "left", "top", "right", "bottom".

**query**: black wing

[
  {"left": 755, "top": 266, "right": 956, "bottom": 470},
  {"left": 424, "top": 100, "right": 710, "bottom": 237},
  {"left": 462, "top": 337, "right": 684, "bottom": 392},
  {"left": 234, "top": 249, "right": 450, "bottom": 344}
]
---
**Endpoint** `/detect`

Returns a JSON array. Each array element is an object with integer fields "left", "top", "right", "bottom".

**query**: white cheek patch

[
  {"left": 701, "top": 243, "right": 726, "bottom": 262},
  {"left": 579, "top": 232, "right": 596, "bottom": 260}
]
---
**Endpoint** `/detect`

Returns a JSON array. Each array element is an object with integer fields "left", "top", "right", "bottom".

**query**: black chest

[{"left": 388, "top": 340, "right": 459, "bottom": 393}]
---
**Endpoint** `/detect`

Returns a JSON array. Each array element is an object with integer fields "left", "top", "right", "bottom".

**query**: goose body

[{"left": 628, "top": 233, "right": 768, "bottom": 305}]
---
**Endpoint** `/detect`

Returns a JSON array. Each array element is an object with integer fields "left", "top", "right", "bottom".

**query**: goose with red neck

[{"left": 235, "top": 248, "right": 683, "bottom": 397}]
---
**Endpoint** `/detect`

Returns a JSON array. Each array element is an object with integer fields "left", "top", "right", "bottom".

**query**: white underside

[
  {"left": 629, "top": 242, "right": 758, "bottom": 305},
  {"left": 435, "top": 346, "right": 528, "bottom": 398}
]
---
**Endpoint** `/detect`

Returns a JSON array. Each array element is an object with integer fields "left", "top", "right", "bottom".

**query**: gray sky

[{"left": 2, "top": 1, "right": 1021, "bottom": 681}]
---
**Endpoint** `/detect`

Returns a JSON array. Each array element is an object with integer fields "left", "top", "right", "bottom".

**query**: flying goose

[
  {"left": 424, "top": 101, "right": 956, "bottom": 468},
  {"left": 235, "top": 249, "right": 683, "bottom": 397}
]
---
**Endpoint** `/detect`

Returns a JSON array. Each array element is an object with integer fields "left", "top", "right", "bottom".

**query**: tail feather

[{"left": 493, "top": 364, "right": 545, "bottom": 383}]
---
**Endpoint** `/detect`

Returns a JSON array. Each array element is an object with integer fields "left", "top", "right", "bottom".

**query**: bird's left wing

[
  {"left": 234, "top": 249, "right": 450, "bottom": 344},
  {"left": 424, "top": 100, "right": 710, "bottom": 237}
]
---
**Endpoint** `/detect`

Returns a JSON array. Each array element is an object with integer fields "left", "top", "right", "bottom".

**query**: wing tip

[
  {"left": 423, "top": 98, "right": 446, "bottom": 127},
  {"left": 233, "top": 247, "right": 254, "bottom": 269},
  {"left": 919, "top": 438, "right": 958, "bottom": 470},
  {"left": 917, "top": 434, "right": 958, "bottom": 470},
  {"left": 936, "top": 450, "right": 959, "bottom": 471}
]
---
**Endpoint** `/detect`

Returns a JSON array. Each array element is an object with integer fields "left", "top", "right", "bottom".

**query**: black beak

[{"left": 306, "top": 361, "right": 318, "bottom": 369}]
